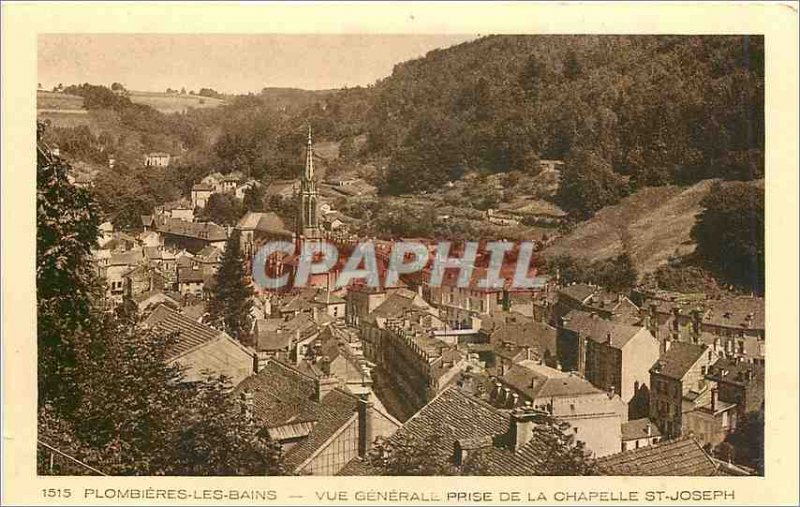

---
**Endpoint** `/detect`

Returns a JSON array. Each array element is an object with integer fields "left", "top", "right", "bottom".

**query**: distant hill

[
  {"left": 541, "top": 179, "right": 716, "bottom": 276},
  {"left": 127, "top": 91, "right": 225, "bottom": 114},
  {"left": 363, "top": 34, "right": 764, "bottom": 205}
]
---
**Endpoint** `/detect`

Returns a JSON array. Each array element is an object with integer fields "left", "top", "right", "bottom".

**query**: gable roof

[
  {"left": 236, "top": 211, "right": 291, "bottom": 236},
  {"left": 282, "top": 389, "right": 359, "bottom": 470},
  {"left": 651, "top": 341, "right": 708, "bottom": 379},
  {"left": 339, "top": 387, "right": 554, "bottom": 476},
  {"left": 231, "top": 359, "right": 360, "bottom": 472},
  {"left": 502, "top": 361, "right": 602, "bottom": 400},
  {"left": 254, "top": 319, "right": 295, "bottom": 352},
  {"left": 562, "top": 310, "right": 646, "bottom": 350},
  {"left": 597, "top": 437, "right": 717, "bottom": 476},
  {"left": 620, "top": 418, "right": 662, "bottom": 442},
  {"left": 558, "top": 283, "right": 597, "bottom": 304},
  {"left": 255, "top": 314, "right": 321, "bottom": 353},
  {"left": 144, "top": 304, "right": 227, "bottom": 359},
  {"left": 157, "top": 218, "right": 227, "bottom": 242}
]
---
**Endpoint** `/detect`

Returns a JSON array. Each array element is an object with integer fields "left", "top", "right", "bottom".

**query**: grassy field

[
  {"left": 542, "top": 179, "right": 718, "bottom": 276},
  {"left": 37, "top": 90, "right": 226, "bottom": 115},
  {"left": 37, "top": 91, "right": 84, "bottom": 110},
  {"left": 127, "top": 91, "right": 225, "bottom": 114}
]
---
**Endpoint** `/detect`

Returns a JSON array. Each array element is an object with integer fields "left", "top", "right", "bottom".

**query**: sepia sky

[{"left": 38, "top": 34, "right": 478, "bottom": 93}]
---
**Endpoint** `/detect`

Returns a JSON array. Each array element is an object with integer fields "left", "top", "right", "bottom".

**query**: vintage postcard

[{"left": 2, "top": 2, "right": 798, "bottom": 506}]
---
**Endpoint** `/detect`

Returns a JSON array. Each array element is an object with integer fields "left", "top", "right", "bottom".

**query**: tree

[
  {"left": 723, "top": 406, "right": 764, "bottom": 475},
  {"left": 37, "top": 121, "right": 102, "bottom": 412},
  {"left": 198, "top": 87, "right": 222, "bottom": 99},
  {"left": 242, "top": 184, "right": 266, "bottom": 213},
  {"left": 37, "top": 121, "right": 283, "bottom": 476},
  {"left": 546, "top": 253, "right": 638, "bottom": 291},
  {"left": 207, "top": 230, "right": 254, "bottom": 343},
  {"left": 532, "top": 412, "right": 597, "bottom": 475},
  {"left": 197, "top": 192, "right": 243, "bottom": 226},
  {"left": 557, "top": 148, "right": 630, "bottom": 219},
  {"left": 39, "top": 312, "right": 283, "bottom": 476},
  {"left": 691, "top": 181, "right": 764, "bottom": 293},
  {"left": 367, "top": 433, "right": 486, "bottom": 476},
  {"left": 110, "top": 82, "right": 125, "bottom": 92}
]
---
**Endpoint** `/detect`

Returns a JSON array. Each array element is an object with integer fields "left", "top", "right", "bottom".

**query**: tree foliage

[
  {"left": 547, "top": 253, "right": 639, "bottom": 292},
  {"left": 366, "top": 35, "right": 763, "bottom": 215},
  {"left": 367, "top": 433, "right": 489, "bottom": 476},
  {"left": 37, "top": 123, "right": 102, "bottom": 411},
  {"left": 723, "top": 405, "right": 764, "bottom": 475},
  {"left": 37, "top": 122, "right": 282, "bottom": 475},
  {"left": 691, "top": 181, "right": 764, "bottom": 293},
  {"left": 207, "top": 230, "right": 254, "bottom": 343},
  {"left": 197, "top": 192, "right": 243, "bottom": 226},
  {"left": 242, "top": 184, "right": 267, "bottom": 213}
]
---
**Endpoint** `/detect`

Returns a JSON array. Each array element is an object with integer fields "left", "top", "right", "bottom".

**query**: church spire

[
  {"left": 297, "top": 124, "right": 321, "bottom": 241},
  {"left": 304, "top": 125, "right": 314, "bottom": 182}
]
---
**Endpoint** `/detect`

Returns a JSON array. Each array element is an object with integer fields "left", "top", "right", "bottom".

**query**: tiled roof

[
  {"left": 283, "top": 389, "right": 359, "bottom": 470},
  {"left": 704, "top": 297, "right": 765, "bottom": 330},
  {"left": 236, "top": 211, "right": 290, "bottom": 236},
  {"left": 339, "top": 387, "right": 553, "bottom": 476},
  {"left": 255, "top": 314, "right": 321, "bottom": 353},
  {"left": 562, "top": 310, "right": 644, "bottom": 350},
  {"left": 485, "top": 315, "right": 557, "bottom": 354},
  {"left": 620, "top": 418, "right": 661, "bottom": 441},
  {"left": 232, "top": 360, "right": 360, "bottom": 472},
  {"left": 650, "top": 341, "right": 707, "bottom": 380},
  {"left": 597, "top": 437, "right": 717, "bottom": 476},
  {"left": 233, "top": 360, "right": 318, "bottom": 424},
  {"left": 108, "top": 249, "right": 144, "bottom": 267},
  {"left": 144, "top": 304, "right": 226, "bottom": 359},
  {"left": 196, "top": 245, "right": 223, "bottom": 262},
  {"left": 177, "top": 266, "right": 206, "bottom": 284},
  {"left": 502, "top": 361, "right": 601, "bottom": 400},
  {"left": 157, "top": 218, "right": 227, "bottom": 242},
  {"left": 706, "top": 357, "right": 764, "bottom": 386},
  {"left": 367, "top": 290, "right": 432, "bottom": 321},
  {"left": 558, "top": 284, "right": 597, "bottom": 304},
  {"left": 254, "top": 319, "right": 294, "bottom": 352}
]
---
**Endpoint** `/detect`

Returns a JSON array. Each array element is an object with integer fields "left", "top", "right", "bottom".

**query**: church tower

[{"left": 297, "top": 126, "right": 322, "bottom": 243}]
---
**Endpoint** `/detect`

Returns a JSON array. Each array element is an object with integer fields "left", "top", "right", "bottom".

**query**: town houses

[{"left": 73, "top": 127, "right": 763, "bottom": 477}]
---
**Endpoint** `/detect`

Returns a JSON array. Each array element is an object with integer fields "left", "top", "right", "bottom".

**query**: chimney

[
  {"left": 316, "top": 374, "right": 338, "bottom": 402},
  {"left": 453, "top": 436, "right": 492, "bottom": 467},
  {"left": 240, "top": 390, "right": 254, "bottom": 423},
  {"left": 508, "top": 407, "right": 539, "bottom": 452},
  {"left": 646, "top": 422, "right": 652, "bottom": 437},
  {"left": 606, "top": 331, "right": 613, "bottom": 346},
  {"left": 607, "top": 385, "right": 616, "bottom": 398},
  {"left": 490, "top": 381, "right": 502, "bottom": 403},
  {"left": 357, "top": 393, "right": 374, "bottom": 458},
  {"left": 664, "top": 336, "right": 672, "bottom": 352},
  {"left": 711, "top": 388, "right": 718, "bottom": 412},
  {"left": 319, "top": 356, "right": 331, "bottom": 376}
]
